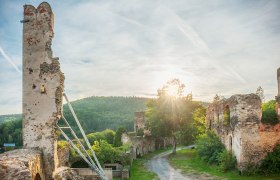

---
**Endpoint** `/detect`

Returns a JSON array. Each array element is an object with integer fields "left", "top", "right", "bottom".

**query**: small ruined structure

[
  {"left": 122, "top": 112, "right": 172, "bottom": 159},
  {"left": 22, "top": 2, "right": 64, "bottom": 179},
  {"left": 134, "top": 111, "right": 150, "bottom": 136},
  {"left": 134, "top": 112, "right": 145, "bottom": 133},
  {"left": 206, "top": 68, "right": 280, "bottom": 170}
]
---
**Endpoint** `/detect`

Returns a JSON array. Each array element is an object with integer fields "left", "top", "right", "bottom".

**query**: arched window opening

[
  {"left": 223, "top": 105, "right": 230, "bottom": 125},
  {"left": 34, "top": 173, "right": 41, "bottom": 180}
]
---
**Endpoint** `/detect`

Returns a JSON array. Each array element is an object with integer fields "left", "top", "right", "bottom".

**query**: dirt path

[{"left": 146, "top": 146, "right": 193, "bottom": 180}]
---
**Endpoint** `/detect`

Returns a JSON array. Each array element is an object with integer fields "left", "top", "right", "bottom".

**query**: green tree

[
  {"left": 192, "top": 105, "right": 206, "bottom": 136},
  {"left": 196, "top": 131, "right": 224, "bottom": 164},
  {"left": 91, "top": 140, "right": 117, "bottom": 164},
  {"left": 145, "top": 79, "right": 197, "bottom": 153},
  {"left": 260, "top": 144, "right": 280, "bottom": 174},
  {"left": 262, "top": 100, "right": 278, "bottom": 125},
  {"left": 86, "top": 133, "right": 96, "bottom": 145},
  {"left": 103, "top": 129, "right": 115, "bottom": 144},
  {"left": 114, "top": 127, "right": 125, "bottom": 147}
]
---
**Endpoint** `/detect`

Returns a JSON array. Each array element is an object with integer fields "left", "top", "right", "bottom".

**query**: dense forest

[
  {"left": 62, "top": 96, "right": 148, "bottom": 132},
  {"left": 0, "top": 96, "right": 148, "bottom": 147}
]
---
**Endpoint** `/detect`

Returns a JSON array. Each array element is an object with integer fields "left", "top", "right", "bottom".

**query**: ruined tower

[
  {"left": 134, "top": 112, "right": 145, "bottom": 133},
  {"left": 276, "top": 68, "right": 280, "bottom": 118},
  {"left": 22, "top": 2, "right": 64, "bottom": 179}
]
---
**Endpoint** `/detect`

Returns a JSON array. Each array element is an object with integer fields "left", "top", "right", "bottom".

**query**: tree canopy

[{"left": 145, "top": 79, "right": 201, "bottom": 153}]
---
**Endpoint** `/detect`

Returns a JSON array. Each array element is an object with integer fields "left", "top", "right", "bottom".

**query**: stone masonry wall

[
  {"left": 206, "top": 94, "right": 262, "bottom": 169},
  {"left": 22, "top": 2, "right": 64, "bottom": 179},
  {"left": 0, "top": 149, "right": 45, "bottom": 180},
  {"left": 134, "top": 112, "right": 145, "bottom": 133},
  {"left": 134, "top": 111, "right": 151, "bottom": 136}
]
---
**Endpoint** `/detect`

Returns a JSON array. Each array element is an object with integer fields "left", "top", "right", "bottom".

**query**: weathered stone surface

[
  {"left": 206, "top": 94, "right": 262, "bottom": 169},
  {"left": 54, "top": 167, "right": 84, "bottom": 180},
  {"left": 57, "top": 144, "right": 70, "bottom": 168},
  {"left": 134, "top": 112, "right": 151, "bottom": 136},
  {"left": 57, "top": 168, "right": 113, "bottom": 180},
  {"left": 0, "top": 149, "right": 44, "bottom": 180},
  {"left": 206, "top": 92, "right": 280, "bottom": 170},
  {"left": 122, "top": 133, "right": 172, "bottom": 160},
  {"left": 22, "top": 2, "right": 64, "bottom": 179},
  {"left": 134, "top": 112, "right": 145, "bottom": 133}
]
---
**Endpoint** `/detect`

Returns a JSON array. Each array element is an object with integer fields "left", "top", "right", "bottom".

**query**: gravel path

[{"left": 147, "top": 146, "right": 194, "bottom": 180}]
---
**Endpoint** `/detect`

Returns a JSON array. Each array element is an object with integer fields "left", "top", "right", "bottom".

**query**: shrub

[
  {"left": 262, "top": 100, "right": 278, "bottom": 125},
  {"left": 57, "top": 140, "right": 69, "bottom": 149},
  {"left": 195, "top": 131, "right": 224, "bottom": 164},
  {"left": 259, "top": 144, "right": 280, "bottom": 175},
  {"left": 217, "top": 150, "right": 237, "bottom": 172}
]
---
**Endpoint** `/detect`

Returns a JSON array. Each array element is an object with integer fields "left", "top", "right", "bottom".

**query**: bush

[
  {"left": 195, "top": 131, "right": 224, "bottom": 164},
  {"left": 57, "top": 140, "right": 69, "bottom": 149},
  {"left": 259, "top": 144, "right": 280, "bottom": 175},
  {"left": 217, "top": 150, "right": 237, "bottom": 172},
  {"left": 262, "top": 100, "right": 278, "bottom": 125}
]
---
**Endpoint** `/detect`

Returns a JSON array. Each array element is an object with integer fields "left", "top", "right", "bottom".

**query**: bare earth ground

[{"left": 147, "top": 146, "right": 221, "bottom": 180}]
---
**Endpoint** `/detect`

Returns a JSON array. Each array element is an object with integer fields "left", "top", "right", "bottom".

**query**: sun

[{"left": 166, "top": 84, "right": 180, "bottom": 97}]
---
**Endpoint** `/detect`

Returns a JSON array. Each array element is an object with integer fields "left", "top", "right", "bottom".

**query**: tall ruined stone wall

[
  {"left": 206, "top": 94, "right": 262, "bottom": 168},
  {"left": 134, "top": 111, "right": 151, "bottom": 136},
  {"left": 134, "top": 112, "right": 145, "bottom": 132},
  {"left": 22, "top": 2, "right": 64, "bottom": 179}
]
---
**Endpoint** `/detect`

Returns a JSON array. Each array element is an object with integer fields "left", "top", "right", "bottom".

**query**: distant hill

[
  {"left": 62, "top": 96, "right": 149, "bottom": 132},
  {"left": 0, "top": 97, "right": 208, "bottom": 134},
  {"left": 0, "top": 96, "right": 149, "bottom": 132},
  {"left": 0, "top": 114, "right": 22, "bottom": 124}
]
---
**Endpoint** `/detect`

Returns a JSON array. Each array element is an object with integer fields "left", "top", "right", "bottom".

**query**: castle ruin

[
  {"left": 206, "top": 67, "right": 280, "bottom": 170},
  {"left": 22, "top": 2, "right": 64, "bottom": 179},
  {"left": 0, "top": 3, "right": 70, "bottom": 180}
]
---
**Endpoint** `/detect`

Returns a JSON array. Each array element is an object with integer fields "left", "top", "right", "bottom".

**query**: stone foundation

[{"left": 0, "top": 149, "right": 45, "bottom": 180}]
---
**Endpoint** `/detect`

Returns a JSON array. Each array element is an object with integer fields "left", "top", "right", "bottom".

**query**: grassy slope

[{"left": 168, "top": 149, "right": 279, "bottom": 180}]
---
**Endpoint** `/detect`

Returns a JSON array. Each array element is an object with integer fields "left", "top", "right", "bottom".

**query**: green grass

[
  {"left": 168, "top": 149, "right": 280, "bottom": 180},
  {"left": 130, "top": 147, "right": 172, "bottom": 180}
]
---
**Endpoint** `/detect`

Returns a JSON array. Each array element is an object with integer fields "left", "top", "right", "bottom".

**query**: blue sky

[{"left": 0, "top": 0, "right": 280, "bottom": 114}]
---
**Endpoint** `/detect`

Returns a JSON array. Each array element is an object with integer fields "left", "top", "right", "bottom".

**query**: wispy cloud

[{"left": 0, "top": 45, "right": 21, "bottom": 74}]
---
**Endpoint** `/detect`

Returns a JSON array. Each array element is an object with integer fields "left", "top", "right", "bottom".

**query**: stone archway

[{"left": 34, "top": 173, "right": 41, "bottom": 180}]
